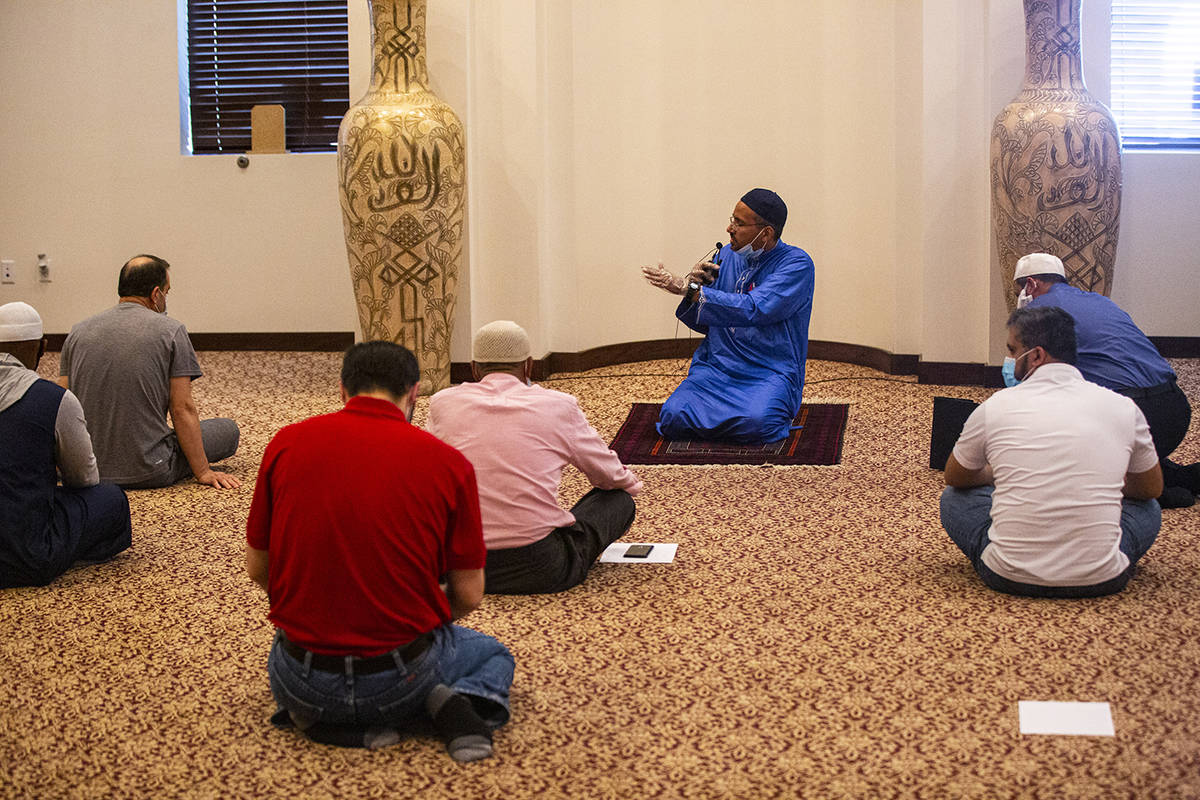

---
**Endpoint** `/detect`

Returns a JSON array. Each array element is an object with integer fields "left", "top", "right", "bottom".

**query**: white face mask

[
  {"left": 1016, "top": 288, "right": 1032, "bottom": 308},
  {"left": 733, "top": 227, "right": 765, "bottom": 257}
]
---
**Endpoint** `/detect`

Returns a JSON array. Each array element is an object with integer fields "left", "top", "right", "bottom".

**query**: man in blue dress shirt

[
  {"left": 642, "top": 188, "right": 815, "bottom": 443},
  {"left": 1015, "top": 252, "right": 1198, "bottom": 508}
]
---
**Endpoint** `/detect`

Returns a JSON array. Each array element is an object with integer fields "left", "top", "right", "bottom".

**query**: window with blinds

[
  {"left": 1111, "top": 1, "right": 1200, "bottom": 150},
  {"left": 185, "top": 1, "right": 350, "bottom": 154}
]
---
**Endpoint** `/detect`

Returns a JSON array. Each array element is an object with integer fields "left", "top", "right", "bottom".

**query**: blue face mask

[
  {"left": 733, "top": 227, "right": 765, "bottom": 258},
  {"left": 1001, "top": 348, "right": 1036, "bottom": 387},
  {"left": 1002, "top": 357, "right": 1018, "bottom": 388}
]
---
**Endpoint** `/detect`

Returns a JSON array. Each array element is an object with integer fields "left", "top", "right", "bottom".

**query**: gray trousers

[{"left": 123, "top": 418, "right": 240, "bottom": 489}]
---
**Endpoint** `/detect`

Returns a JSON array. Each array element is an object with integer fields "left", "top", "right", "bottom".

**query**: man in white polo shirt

[{"left": 940, "top": 306, "right": 1163, "bottom": 597}]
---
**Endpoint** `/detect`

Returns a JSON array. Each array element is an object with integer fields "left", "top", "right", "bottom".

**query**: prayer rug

[{"left": 610, "top": 402, "right": 849, "bottom": 466}]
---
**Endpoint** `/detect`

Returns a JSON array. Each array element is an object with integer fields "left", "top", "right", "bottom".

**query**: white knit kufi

[
  {"left": 0, "top": 302, "right": 43, "bottom": 342},
  {"left": 1014, "top": 252, "right": 1065, "bottom": 281},
  {"left": 473, "top": 320, "right": 530, "bottom": 362}
]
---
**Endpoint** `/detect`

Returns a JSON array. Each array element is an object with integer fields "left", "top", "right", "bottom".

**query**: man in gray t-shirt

[{"left": 59, "top": 255, "right": 241, "bottom": 489}]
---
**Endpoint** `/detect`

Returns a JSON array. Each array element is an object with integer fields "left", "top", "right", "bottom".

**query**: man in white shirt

[
  {"left": 427, "top": 321, "right": 643, "bottom": 594},
  {"left": 941, "top": 306, "right": 1162, "bottom": 597}
]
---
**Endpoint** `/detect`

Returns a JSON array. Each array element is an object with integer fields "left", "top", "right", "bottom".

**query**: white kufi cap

[
  {"left": 472, "top": 320, "right": 531, "bottom": 362},
  {"left": 0, "top": 302, "right": 43, "bottom": 342},
  {"left": 1014, "top": 252, "right": 1065, "bottom": 281}
]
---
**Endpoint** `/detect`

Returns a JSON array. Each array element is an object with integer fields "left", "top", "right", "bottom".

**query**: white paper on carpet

[
  {"left": 1018, "top": 701, "right": 1114, "bottom": 736},
  {"left": 599, "top": 542, "right": 678, "bottom": 564}
]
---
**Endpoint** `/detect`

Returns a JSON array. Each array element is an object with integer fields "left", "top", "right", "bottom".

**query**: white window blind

[
  {"left": 1111, "top": 1, "right": 1200, "bottom": 149},
  {"left": 185, "top": 0, "right": 349, "bottom": 154}
]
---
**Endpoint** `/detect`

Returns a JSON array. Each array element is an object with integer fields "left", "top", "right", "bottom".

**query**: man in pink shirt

[{"left": 427, "top": 321, "right": 643, "bottom": 594}]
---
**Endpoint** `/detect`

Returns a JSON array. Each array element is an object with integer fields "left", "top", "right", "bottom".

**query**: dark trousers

[
  {"left": 2, "top": 482, "right": 132, "bottom": 588},
  {"left": 484, "top": 488, "right": 636, "bottom": 594},
  {"left": 1123, "top": 381, "right": 1196, "bottom": 492}
]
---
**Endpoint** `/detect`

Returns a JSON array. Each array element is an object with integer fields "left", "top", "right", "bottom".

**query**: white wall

[
  {"left": 917, "top": 0, "right": 995, "bottom": 364},
  {"left": 0, "top": 1, "right": 358, "bottom": 336},
  {"left": 0, "top": 0, "right": 1195, "bottom": 364}
]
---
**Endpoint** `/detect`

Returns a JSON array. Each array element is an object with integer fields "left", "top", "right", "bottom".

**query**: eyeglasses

[{"left": 729, "top": 215, "right": 767, "bottom": 229}]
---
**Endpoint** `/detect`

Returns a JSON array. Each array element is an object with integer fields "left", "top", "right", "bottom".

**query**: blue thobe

[
  {"left": 1027, "top": 283, "right": 1175, "bottom": 391},
  {"left": 657, "top": 241, "right": 815, "bottom": 443}
]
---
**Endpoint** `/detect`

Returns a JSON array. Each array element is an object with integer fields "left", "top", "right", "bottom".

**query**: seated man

[
  {"left": 427, "top": 320, "right": 643, "bottom": 594},
  {"left": 941, "top": 306, "right": 1162, "bottom": 598},
  {"left": 1014, "top": 251, "right": 1198, "bottom": 508},
  {"left": 0, "top": 302, "right": 131, "bottom": 588},
  {"left": 58, "top": 254, "right": 240, "bottom": 489},
  {"left": 246, "top": 342, "right": 513, "bottom": 762},
  {"left": 642, "top": 188, "right": 814, "bottom": 443}
]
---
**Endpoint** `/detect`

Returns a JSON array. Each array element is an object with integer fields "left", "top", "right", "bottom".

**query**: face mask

[
  {"left": 733, "top": 227, "right": 765, "bottom": 257},
  {"left": 1002, "top": 348, "right": 1036, "bottom": 387},
  {"left": 1001, "top": 357, "right": 1018, "bottom": 388},
  {"left": 1016, "top": 288, "right": 1031, "bottom": 309}
]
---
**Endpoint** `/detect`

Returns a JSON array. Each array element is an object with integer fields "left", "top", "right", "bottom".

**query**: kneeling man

[
  {"left": 940, "top": 306, "right": 1162, "bottom": 597},
  {"left": 642, "top": 188, "right": 814, "bottom": 442},
  {"left": 427, "top": 321, "right": 643, "bottom": 594},
  {"left": 246, "top": 342, "right": 513, "bottom": 761}
]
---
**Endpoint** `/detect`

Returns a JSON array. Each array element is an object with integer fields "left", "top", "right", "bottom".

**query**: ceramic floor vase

[
  {"left": 991, "top": 0, "right": 1122, "bottom": 309},
  {"left": 338, "top": 0, "right": 465, "bottom": 393}
]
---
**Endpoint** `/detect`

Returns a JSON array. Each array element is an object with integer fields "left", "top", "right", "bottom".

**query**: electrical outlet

[
  {"left": 1, "top": 259, "right": 13, "bottom": 284},
  {"left": 37, "top": 254, "right": 51, "bottom": 282}
]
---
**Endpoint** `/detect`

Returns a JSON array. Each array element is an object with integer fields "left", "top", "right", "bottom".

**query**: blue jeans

[
  {"left": 268, "top": 624, "right": 514, "bottom": 730},
  {"left": 939, "top": 485, "right": 1161, "bottom": 598}
]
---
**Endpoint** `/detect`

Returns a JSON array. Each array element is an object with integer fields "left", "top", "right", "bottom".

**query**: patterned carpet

[{"left": 3, "top": 352, "right": 1199, "bottom": 799}]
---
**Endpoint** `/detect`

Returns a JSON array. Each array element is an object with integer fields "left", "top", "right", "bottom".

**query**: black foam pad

[{"left": 929, "top": 397, "right": 979, "bottom": 470}]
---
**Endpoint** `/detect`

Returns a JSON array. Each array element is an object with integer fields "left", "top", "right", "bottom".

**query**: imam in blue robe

[{"left": 657, "top": 241, "right": 815, "bottom": 443}]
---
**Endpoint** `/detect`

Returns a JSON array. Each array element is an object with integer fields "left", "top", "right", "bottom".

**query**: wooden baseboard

[
  {"left": 917, "top": 361, "right": 1005, "bottom": 388},
  {"left": 43, "top": 331, "right": 1196, "bottom": 387},
  {"left": 45, "top": 332, "right": 354, "bottom": 353},
  {"left": 1149, "top": 336, "right": 1200, "bottom": 358},
  {"left": 808, "top": 341, "right": 919, "bottom": 376},
  {"left": 452, "top": 338, "right": 921, "bottom": 383}
]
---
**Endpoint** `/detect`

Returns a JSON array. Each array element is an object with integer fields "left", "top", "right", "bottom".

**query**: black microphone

[{"left": 700, "top": 241, "right": 723, "bottom": 284}]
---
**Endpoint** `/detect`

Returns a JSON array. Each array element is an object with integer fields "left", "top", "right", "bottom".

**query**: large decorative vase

[
  {"left": 990, "top": 0, "right": 1122, "bottom": 309},
  {"left": 338, "top": 0, "right": 465, "bottom": 393}
]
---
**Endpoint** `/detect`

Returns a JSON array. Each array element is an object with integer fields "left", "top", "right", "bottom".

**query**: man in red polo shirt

[{"left": 245, "top": 342, "right": 513, "bottom": 762}]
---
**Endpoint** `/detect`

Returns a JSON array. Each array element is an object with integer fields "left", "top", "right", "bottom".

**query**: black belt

[
  {"left": 1116, "top": 379, "right": 1176, "bottom": 400},
  {"left": 278, "top": 630, "right": 433, "bottom": 675}
]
